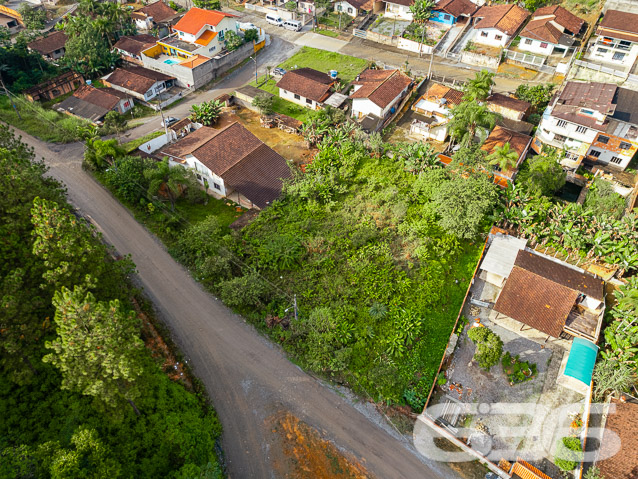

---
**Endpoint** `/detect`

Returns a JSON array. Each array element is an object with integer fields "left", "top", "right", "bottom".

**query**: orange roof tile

[
  {"left": 194, "top": 29, "right": 218, "bottom": 45},
  {"left": 173, "top": 7, "right": 237, "bottom": 36},
  {"left": 511, "top": 460, "right": 554, "bottom": 479}
]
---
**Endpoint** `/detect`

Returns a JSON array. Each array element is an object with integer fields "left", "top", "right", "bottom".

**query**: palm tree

[
  {"left": 487, "top": 142, "right": 519, "bottom": 175},
  {"left": 84, "top": 138, "right": 125, "bottom": 171},
  {"left": 463, "top": 70, "right": 495, "bottom": 102},
  {"left": 449, "top": 102, "right": 496, "bottom": 146},
  {"left": 144, "top": 159, "right": 196, "bottom": 211},
  {"left": 409, "top": 0, "right": 435, "bottom": 50}
]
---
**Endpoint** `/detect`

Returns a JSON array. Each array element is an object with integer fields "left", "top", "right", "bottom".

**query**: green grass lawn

[
  {"left": 278, "top": 46, "right": 368, "bottom": 84},
  {"left": 315, "top": 29, "right": 341, "bottom": 38},
  {"left": 249, "top": 77, "right": 314, "bottom": 121},
  {"left": 0, "top": 95, "right": 88, "bottom": 143},
  {"left": 122, "top": 131, "right": 165, "bottom": 154}
]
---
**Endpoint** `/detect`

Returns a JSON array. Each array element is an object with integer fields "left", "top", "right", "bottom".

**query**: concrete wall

[
  {"left": 431, "top": 10, "right": 456, "bottom": 25},
  {"left": 460, "top": 50, "right": 501, "bottom": 68},
  {"left": 410, "top": 121, "right": 448, "bottom": 141},
  {"left": 385, "top": 2, "right": 412, "bottom": 20},
  {"left": 352, "top": 97, "right": 383, "bottom": 118},
  {"left": 397, "top": 37, "right": 434, "bottom": 54}
]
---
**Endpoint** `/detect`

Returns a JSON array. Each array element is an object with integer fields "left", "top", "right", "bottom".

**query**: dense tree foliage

[
  {"left": 190, "top": 100, "right": 223, "bottom": 126},
  {"left": 0, "top": 128, "right": 223, "bottom": 477},
  {"left": 514, "top": 83, "right": 555, "bottom": 112},
  {"left": 18, "top": 4, "right": 47, "bottom": 31},
  {"left": 448, "top": 101, "right": 497, "bottom": 146},
  {"left": 463, "top": 70, "right": 494, "bottom": 102},
  {"left": 467, "top": 326, "right": 503, "bottom": 370},
  {"left": 516, "top": 152, "right": 566, "bottom": 197},
  {"left": 0, "top": 31, "right": 60, "bottom": 91},
  {"left": 584, "top": 178, "right": 627, "bottom": 219}
]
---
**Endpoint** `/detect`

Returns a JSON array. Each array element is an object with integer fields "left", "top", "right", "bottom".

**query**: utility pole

[
  {"left": 427, "top": 51, "right": 434, "bottom": 79},
  {"left": 0, "top": 73, "right": 20, "bottom": 120},
  {"left": 250, "top": 54, "right": 258, "bottom": 84},
  {"left": 157, "top": 99, "right": 169, "bottom": 139}
]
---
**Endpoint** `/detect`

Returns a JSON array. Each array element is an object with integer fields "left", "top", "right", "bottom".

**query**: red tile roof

[
  {"left": 106, "top": 66, "right": 174, "bottom": 94},
  {"left": 474, "top": 4, "right": 530, "bottom": 36},
  {"left": 521, "top": 17, "right": 564, "bottom": 43},
  {"left": 422, "top": 82, "right": 464, "bottom": 106},
  {"left": 74, "top": 85, "right": 122, "bottom": 110},
  {"left": 598, "top": 9, "right": 638, "bottom": 39},
  {"left": 597, "top": 399, "right": 638, "bottom": 479},
  {"left": 173, "top": 7, "right": 238, "bottom": 35},
  {"left": 27, "top": 31, "right": 68, "bottom": 55},
  {"left": 494, "top": 265, "right": 578, "bottom": 337},
  {"left": 481, "top": 125, "right": 531, "bottom": 160},
  {"left": 162, "top": 122, "right": 292, "bottom": 208},
  {"left": 277, "top": 68, "right": 335, "bottom": 103},
  {"left": 351, "top": 68, "right": 412, "bottom": 109},
  {"left": 487, "top": 93, "right": 531, "bottom": 113},
  {"left": 435, "top": 0, "right": 477, "bottom": 18},
  {"left": 532, "top": 5, "right": 584, "bottom": 34},
  {"left": 113, "top": 34, "right": 158, "bottom": 57},
  {"left": 137, "top": 1, "right": 177, "bottom": 23}
]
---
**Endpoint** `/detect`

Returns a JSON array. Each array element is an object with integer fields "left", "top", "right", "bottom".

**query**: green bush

[
  {"left": 554, "top": 436, "right": 583, "bottom": 471},
  {"left": 467, "top": 326, "right": 503, "bottom": 370}
]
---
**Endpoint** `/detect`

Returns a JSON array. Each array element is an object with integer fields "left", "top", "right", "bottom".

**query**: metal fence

[{"left": 574, "top": 59, "right": 628, "bottom": 79}]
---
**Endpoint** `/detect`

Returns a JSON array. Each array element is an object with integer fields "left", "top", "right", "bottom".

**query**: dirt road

[{"left": 20, "top": 130, "right": 456, "bottom": 478}]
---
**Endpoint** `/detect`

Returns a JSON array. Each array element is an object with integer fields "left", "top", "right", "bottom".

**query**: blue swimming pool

[{"left": 164, "top": 58, "right": 180, "bottom": 65}]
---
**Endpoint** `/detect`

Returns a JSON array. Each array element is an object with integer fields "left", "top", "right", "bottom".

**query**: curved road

[{"left": 17, "top": 129, "right": 456, "bottom": 478}]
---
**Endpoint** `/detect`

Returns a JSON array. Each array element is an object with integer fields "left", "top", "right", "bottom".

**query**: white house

[
  {"left": 350, "top": 68, "right": 412, "bottom": 121},
  {"left": 409, "top": 82, "right": 463, "bottom": 141},
  {"left": 384, "top": 0, "right": 413, "bottom": 21},
  {"left": 335, "top": 0, "right": 373, "bottom": 17},
  {"left": 518, "top": 5, "right": 584, "bottom": 57},
  {"left": 586, "top": 9, "right": 638, "bottom": 71},
  {"left": 472, "top": 4, "right": 530, "bottom": 48},
  {"left": 533, "top": 81, "right": 638, "bottom": 171},
  {"left": 169, "top": 8, "right": 239, "bottom": 56},
  {"left": 159, "top": 122, "right": 292, "bottom": 209},
  {"left": 102, "top": 65, "right": 175, "bottom": 103},
  {"left": 276, "top": 68, "right": 335, "bottom": 110},
  {"left": 132, "top": 1, "right": 179, "bottom": 31}
]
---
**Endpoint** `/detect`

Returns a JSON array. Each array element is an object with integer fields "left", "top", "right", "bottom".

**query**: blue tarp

[{"left": 564, "top": 337, "right": 599, "bottom": 386}]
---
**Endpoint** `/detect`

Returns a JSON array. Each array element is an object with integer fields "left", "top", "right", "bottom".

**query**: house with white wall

[
  {"left": 409, "top": 82, "right": 463, "bottom": 141},
  {"left": 276, "top": 68, "right": 335, "bottom": 110},
  {"left": 159, "top": 122, "right": 292, "bottom": 209},
  {"left": 102, "top": 65, "right": 175, "bottom": 103},
  {"left": 586, "top": 9, "right": 638, "bottom": 71},
  {"left": 132, "top": 1, "right": 179, "bottom": 31},
  {"left": 335, "top": 0, "right": 373, "bottom": 18},
  {"left": 384, "top": 0, "right": 413, "bottom": 21},
  {"left": 533, "top": 81, "right": 638, "bottom": 171},
  {"left": 518, "top": 5, "right": 584, "bottom": 57},
  {"left": 350, "top": 68, "right": 412, "bottom": 123},
  {"left": 472, "top": 4, "right": 529, "bottom": 48},
  {"left": 486, "top": 93, "right": 530, "bottom": 121}
]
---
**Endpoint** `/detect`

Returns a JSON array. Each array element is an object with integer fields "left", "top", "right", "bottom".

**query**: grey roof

[
  {"left": 324, "top": 92, "right": 348, "bottom": 108},
  {"left": 611, "top": 88, "right": 638, "bottom": 125},
  {"left": 480, "top": 234, "right": 528, "bottom": 279},
  {"left": 56, "top": 96, "right": 110, "bottom": 122}
]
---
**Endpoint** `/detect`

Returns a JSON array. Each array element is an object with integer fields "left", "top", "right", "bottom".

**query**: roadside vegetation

[{"left": 0, "top": 128, "right": 223, "bottom": 478}]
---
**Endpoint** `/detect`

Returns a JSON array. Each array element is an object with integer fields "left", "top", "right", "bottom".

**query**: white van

[
  {"left": 283, "top": 19, "right": 302, "bottom": 31},
  {"left": 266, "top": 13, "right": 283, "bottom": 26}
]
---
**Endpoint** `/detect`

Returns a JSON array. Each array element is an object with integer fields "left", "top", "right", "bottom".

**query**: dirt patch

[
  {"left": 215, "top": 109, "right": 315, "bottom": 167},
  {"left": 267, "top": 412, "right": 372, "bottom": 478},
  {"left": 497, "top": 63, "right": 538, "bottom": 80}
]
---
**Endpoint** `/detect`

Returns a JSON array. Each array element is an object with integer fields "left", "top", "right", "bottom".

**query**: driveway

[{"left": 17, "top": 128, "right": 460, "bottom": 478}]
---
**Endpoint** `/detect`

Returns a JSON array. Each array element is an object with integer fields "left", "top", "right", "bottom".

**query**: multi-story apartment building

[
  {"left": 586, "top": 9, "right": 638, "bottom": 71},
  {"left": 533, "top": 81, "right": 638, "bottom": 171}
]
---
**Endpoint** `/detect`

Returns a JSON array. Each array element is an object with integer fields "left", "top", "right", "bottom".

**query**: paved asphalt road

[{"left": 18, "top": 129, "right": 459, "bottom": 478}]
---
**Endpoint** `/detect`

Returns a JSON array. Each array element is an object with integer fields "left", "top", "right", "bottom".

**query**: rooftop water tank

[{"left": 330, "top": 70, "right": 338, "bottom": 79}]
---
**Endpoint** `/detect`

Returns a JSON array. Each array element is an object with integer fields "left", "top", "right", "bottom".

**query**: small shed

[
  {"left": 234, "top": 85, "right": 274, "bottom": 107},
  {"left": 557, "top": 337, "right": 598, "bottom": 395},
  {"left": 479, "top": 234, "right": 528, "bottom": 287}
]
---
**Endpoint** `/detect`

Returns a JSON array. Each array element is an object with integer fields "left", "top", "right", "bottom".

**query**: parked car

[
  {"left": 161, "top": 117, "right": 179, "bottom": 127},
  {"left": 272, "top": 67, "right": 287, "bottom": 77}
]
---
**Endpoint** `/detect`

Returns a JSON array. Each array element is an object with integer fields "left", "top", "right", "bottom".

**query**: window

[
  {"left": 196, "top": 174, "right": 202, "bottom": 180},
  {"left": 557, "top": 119, "right": 567, "bottom": 128},
  {"left": 619, "top": 141, "right": 631, "bottom": 149},
  {"left": 495, "top": 34, "right": 503, "bottom": 41},
  {"left": 213, "top": 183, "right": 221, "bottom": 190},
  {"left": 618, "top": 40, "right": 631, "bottom": 50},
  {"left": 524, "top": 38, "right": 532, "bottom": 45},
  {"left": 597, "top": 135, "right": 610, "bottom": 144},
  {"left": 612, "top": 51, "right": 626, "bottom": 61},
  {"left": 589, "top": 149, "right": 601, "bottom": 158},
  {"left": 576, "top": 125, "right": 588, "bottom": 134},
  {"left": 306, "top": 98, "right": 312, "bottom": 105},
  {"left": 610, "top": 156, "right": 623, "bottom": 164},
  {"left": 554, "top": 134, "right": 567, "bottom": 143},
  {"left": 294, "top": 93, "right": 300, "bottom": 100},
  {"left": 540, "top": 42, "right": 548, "bottom": 48},
  {"left": 348, "top": 7, "right": 353, "bottom": 12},
  {"left": 444, "top": 14, "right": 451, "bottom": 20},
  {"left": 218, "top": 30, "right": 225, "bottom": 41},
  {"left": 596, "top": 48, "right": 608, "bottom": 55},
  {"left": 481, "top": 31, "right": 488, "bottom": 37},
  {"left": 337, "top": 4, "right": 342, "bottom": 10}
]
